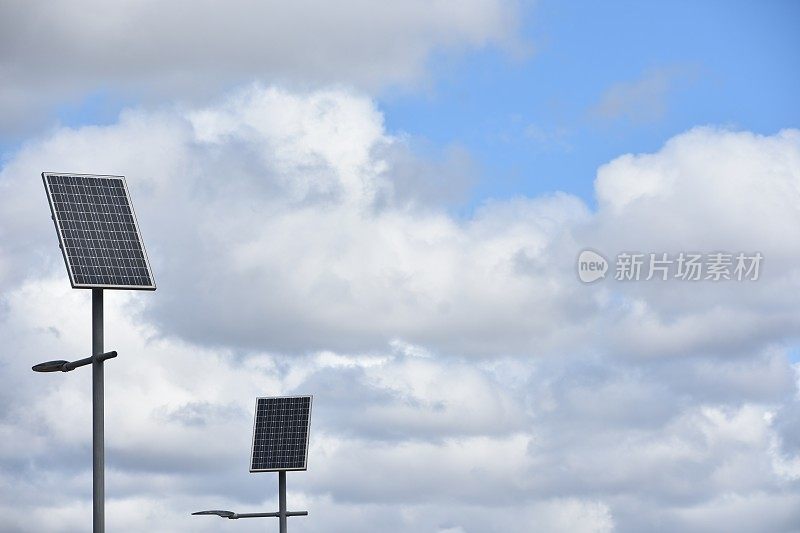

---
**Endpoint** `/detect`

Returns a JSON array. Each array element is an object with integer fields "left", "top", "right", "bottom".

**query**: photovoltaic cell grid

[
  {"left": 250, "top": 396, "right": 312, "bottom": 472},
  {"left": 42, "top": 173, "right": 155, "bottom": 290}
]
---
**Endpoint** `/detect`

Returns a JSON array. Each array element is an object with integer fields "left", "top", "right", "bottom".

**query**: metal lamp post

[
  {"left": 32, "top": 291, "right": 113, "bottom": 530},
  {"left": 38, "top": 172, "right": 157, "bottom": 532}
]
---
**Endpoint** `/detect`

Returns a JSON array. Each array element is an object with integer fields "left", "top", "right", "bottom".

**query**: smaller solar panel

[{"left": 250, "top": 396, "right": 312, "bottom": 472}]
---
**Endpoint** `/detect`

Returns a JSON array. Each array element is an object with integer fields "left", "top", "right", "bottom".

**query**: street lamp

[
  {"left": 38, "top": 172, "right": 156, "bottom": 533},
  {"left": 193, "top": 395, "right": 313, "bottom": 533},
  {"left": 192, "top": 509, "right": 309, "bottom": 519},
  {"left": 32, "top": 351, "right": 118, "bottom": 373}
]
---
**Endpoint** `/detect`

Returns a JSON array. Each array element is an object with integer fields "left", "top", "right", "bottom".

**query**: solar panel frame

[
  {"left": 42, "top": 172, "right": 156, "bottom": 290},
  {"left": 249, "top": 395, "right": 313, "bottom": 473}
]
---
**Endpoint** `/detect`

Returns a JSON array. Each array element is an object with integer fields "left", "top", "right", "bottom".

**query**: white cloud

[
  {"left": 1, "top": 85, "right": 799, "bottom": 531},
  {"left": 2, "top": 84, "right": 597, "bottom": 357}
]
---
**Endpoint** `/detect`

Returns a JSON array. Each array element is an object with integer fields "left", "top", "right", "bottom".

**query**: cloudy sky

[{"left": 1, "top": 1, "right": 800, "bottom": 532}]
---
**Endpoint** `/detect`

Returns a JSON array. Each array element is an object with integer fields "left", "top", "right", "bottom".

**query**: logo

[
  {"left": 576, "top": 249, "right": 762, "bottom": 283},
  {"left": 577, "top": 249, "right": 608, "bottom": 283}
]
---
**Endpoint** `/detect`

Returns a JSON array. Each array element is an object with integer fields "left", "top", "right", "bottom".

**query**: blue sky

[{"left": 380, "top": 0, "right": 800, "bottom": 206}]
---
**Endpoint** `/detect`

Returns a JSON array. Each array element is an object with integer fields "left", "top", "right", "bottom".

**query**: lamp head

[
  {"left": 32, "top": 360, "right": 68, "bottom": 372},
  {"left": 192, "top": 510, "right": 236, "bottom": 519}
]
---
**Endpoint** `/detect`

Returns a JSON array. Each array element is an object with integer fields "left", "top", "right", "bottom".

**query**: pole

[
  {"left": 279, "top": 471, "right": 287, "bottom": 533},
  {"left": 92, "top": 288, "right": 104, "bottom": 533}
]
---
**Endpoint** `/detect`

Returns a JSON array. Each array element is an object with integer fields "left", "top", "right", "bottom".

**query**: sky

[{"left": 1, "top": 1, "right": 799, "bottom": 532}]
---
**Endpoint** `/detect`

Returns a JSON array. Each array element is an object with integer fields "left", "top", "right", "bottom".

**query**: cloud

[
  {"left": 1, "top": 85, "right": 800, "bottom": 531},
  {"left": 1, "top": 84, "right": 596, "bottom": 357},
  {"left": 21, "top": 99, "right": 792, "bottom": 362},
  {"left": 0, "top": 0, "right": 523, "bottom": 135},
  {"left": 523, "top": 123, "right": 571, "bottom": 152},
  {"left": 590, "top": 67, "right": 695, "bottom": 124}
]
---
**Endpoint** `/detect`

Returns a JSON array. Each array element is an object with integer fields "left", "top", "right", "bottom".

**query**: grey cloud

[
  {"left": 773, "top": 397, "right": 800, "bottom": 452},
  {"left": 158, "top": 400, "right": 246, "bottom": 428},
  {"left": 0, "top": 0, "right": 522, "bottom": 135},
  {"left": 374, "top": 141, "right": 478, "bottom": 208},
  {"left": 299, "top": 356, "right": 528, "bottom": 442},
  {"left": 589, "top": 66, "right": 697, "bottom": 124}
]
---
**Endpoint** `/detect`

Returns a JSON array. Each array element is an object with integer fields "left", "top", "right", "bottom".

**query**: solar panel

[
  {"left": 250, "top": 396, "right": 313, "bottom": 472},
  {"left": 42, "top": 172, "right": 156, "bottom": 290}
]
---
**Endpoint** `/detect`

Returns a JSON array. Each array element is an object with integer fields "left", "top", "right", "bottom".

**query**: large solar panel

[
  {"left": 42, "top": 172, "right": 155, "bottom": 290},
  {"left": 250, "top": 396, "right": 313, "bottom": 472}
]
